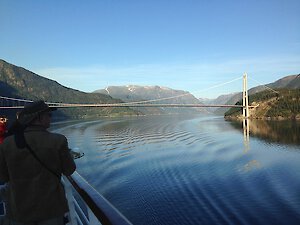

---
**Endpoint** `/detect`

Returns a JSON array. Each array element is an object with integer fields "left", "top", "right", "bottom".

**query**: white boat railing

[
  {"left": 63, "top": 172, "right": 132, "bottom": 225},
  {"left": 0, "top": 183, "right": 7, "bottom": 224}
]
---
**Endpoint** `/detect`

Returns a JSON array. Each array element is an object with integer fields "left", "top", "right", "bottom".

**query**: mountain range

[
  {"left": 1, "top": 59, "right": 299, "bottom": 121},
  {"left": 94, "top": 85, "right": 208, "bottom": 114}
]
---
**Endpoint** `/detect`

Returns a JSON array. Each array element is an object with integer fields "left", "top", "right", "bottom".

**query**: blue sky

[{"left": 0, "top": 0, "right": 299, "bottom": 98}]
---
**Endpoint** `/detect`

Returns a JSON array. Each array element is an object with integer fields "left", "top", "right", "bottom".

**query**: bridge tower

[{"left": 242, "top": 72, "right": 250, "bottom": 118}]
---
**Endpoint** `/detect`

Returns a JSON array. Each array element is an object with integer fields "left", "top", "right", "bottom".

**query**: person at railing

[
  {"left": 0, "top": 100, "right": 76, "bottom": 225},
  {"left": 0, "top": 116, "right": 8, "bottom": 225},
  {"left": 0, "top": 116, "right": 8, "bottom": 144}
]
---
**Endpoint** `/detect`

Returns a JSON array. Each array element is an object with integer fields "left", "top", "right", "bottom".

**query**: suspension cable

[
  {"left": 193, "top": 76, "right": 243, "bottom": 93},
  {"left": 99, "top": 76, "right": 243, "bottom": 105},
  {"left": 0, "top": 75, "right": 245, "bottom": 107},
  {"left": 0, "top": 96, "right": 33, "bottom": 103},
  {"left": 248, "top": 77, "right": 279, "bottom": 94}
]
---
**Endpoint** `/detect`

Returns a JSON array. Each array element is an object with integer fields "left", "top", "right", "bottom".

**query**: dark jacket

[{"left": 0, "top": 125, "right": 76, "bottom": 223}]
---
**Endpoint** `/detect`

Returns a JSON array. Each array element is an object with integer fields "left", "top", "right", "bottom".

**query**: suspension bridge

[{"left": 0, "top": 73, "right": 273, "bottom": 118}]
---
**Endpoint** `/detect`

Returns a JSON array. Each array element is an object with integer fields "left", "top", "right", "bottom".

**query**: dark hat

[{"left": 18, "top": 100, "right": 57, "bottom": 125}]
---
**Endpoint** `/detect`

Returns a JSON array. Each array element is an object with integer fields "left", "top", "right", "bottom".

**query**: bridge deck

[{"left": 0, "top": 103, "right": 254, "bottom": 109}]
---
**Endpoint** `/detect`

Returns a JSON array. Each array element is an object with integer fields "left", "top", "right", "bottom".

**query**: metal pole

[{"left": 62, "top": 176, "right": 78, "bottom": 225}]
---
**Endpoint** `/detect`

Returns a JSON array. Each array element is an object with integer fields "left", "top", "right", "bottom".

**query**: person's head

[
  {"left": 0, "top": 115, "right": 8, "bottom": 124},
  {"left": 17, "top": 100, "right": 57, "bottom": 128}
]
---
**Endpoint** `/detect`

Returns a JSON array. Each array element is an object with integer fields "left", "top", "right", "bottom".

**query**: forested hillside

[
  {"left": 216, "top": 74, "right": 300, "bottom": 115},
  {"left": 0, "top": 59, "right": 138, "bottom": 121},
  {"left": 225, "top": 89, "right": 300, "bottom": 119}
]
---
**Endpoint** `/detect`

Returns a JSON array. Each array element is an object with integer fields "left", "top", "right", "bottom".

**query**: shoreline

[{"left": 224, "top": 115, "right": 300, "bottom": 121}]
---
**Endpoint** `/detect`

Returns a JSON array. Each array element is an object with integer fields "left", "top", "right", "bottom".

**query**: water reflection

[
  {"left": 239, "top": 160, "right": 262, "bottom": 173},
  {"left": 243, "top": 119, "right": 250, "bottom": 153},
  {"left": 227, "top": 118, "right": 300, "bottom": 146}
]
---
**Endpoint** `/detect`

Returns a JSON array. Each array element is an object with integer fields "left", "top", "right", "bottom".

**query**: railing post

[{"left": 63, "top": 176, "right": 78, "bottom": 225}]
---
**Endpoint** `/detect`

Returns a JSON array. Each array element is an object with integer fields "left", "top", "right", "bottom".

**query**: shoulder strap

[
  {"left": 25, "top": 143, "right": 60, "bottom": 179},
  {"left": 14, "top": 130, "right": 60, "bottom": 179}
]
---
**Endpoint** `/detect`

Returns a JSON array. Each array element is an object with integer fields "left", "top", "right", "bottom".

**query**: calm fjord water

[{"left": 55, "top": 116, "right": 300, "bottom": 225}]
